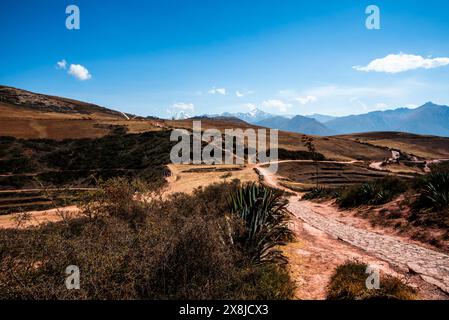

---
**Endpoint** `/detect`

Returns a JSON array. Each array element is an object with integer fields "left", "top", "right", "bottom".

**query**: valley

[{"left": 1, "top": 86, "right": 449, "bottom": 300}]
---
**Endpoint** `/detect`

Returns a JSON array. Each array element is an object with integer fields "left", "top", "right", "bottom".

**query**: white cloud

[
  {"left": 171, "top": 102, "right": 194, "bottom": 111},
  {"left": 262, "top": 99, "right": 292, "bottom": 112},
  {"left": 293, "top": 95, "right": 317, "bottom": 105},
  {"left": 278, "top": 90, "right": 317, "bottom": 105},
  {"left": 235, "top": 90, "right": 254, "bottom": 98},
  {"left": 56, "top": 59, "right": 67, "bottom": 69},
  {"left": 68, "top": 64, "right": 92, "bottom": 81},
  {"left": 208, "top": 87, "right": 227, "bottom": 95},
  {"left": 276, "top": 80, "right": 438, "bottom": 116},
  {"left": 353, "top": 53, "right": 449, "bottom": 73}
]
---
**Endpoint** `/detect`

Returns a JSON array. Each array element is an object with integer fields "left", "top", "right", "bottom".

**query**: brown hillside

[
  {"left": 0, "top": 86, "right": 166, "bottom": 139},
  {"left": 0, "top": 86, "right": 127, "bottom": 119},
  {"left": 336, "top": 132, "right": 449, "bottom": 159},
  {"left": 165, "top": 119, "right": 391, "bottom": 161},
  {"left": 0, "top": 86, "right": 445, "bottom": 162}
]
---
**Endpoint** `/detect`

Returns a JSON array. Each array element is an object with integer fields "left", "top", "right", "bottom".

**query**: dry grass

[
  {"left": 166, "top": 119, "right": 391, "bottom": 161},
  {"left": 275, "top": 162, "right": 391, "bottom": 190},
  {"left": 337, "top": 132, "right": 449, "bottom": 159},
  {"left": 0, "top": 179, "right": 295, "bottom": 300},
  {"left": 166, "top": 164, "right": 258, "bottom": 195},
  {"left": 327, "top": 261, "right": 416, "bottom": 300},
  {"left": 0, "top": 118, "right": 165, "bottom": 140}
]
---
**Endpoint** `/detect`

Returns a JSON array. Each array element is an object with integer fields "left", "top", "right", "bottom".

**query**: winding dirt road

[{"left": 256, "top": 161, "right": 449, "bottom": 295}]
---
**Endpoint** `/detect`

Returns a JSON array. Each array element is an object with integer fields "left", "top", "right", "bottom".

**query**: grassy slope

[
  {"left": 166, "top": 119, "right": 391, "bottom": 161},
  {"left": 0, "top": 131, "right": 174, "bottom": 214},
  {"left": 336, "top": 132, "right": 449, "bottom": 159}
]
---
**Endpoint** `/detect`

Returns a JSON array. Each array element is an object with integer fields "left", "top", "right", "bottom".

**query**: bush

[
  {"left": 277, "top": 148, "right": 325, "bottom": 161},
  {"left": 327, "top": 261, "right": 416, "bottom": 300},
  {"left": 413, "top": 171, "right": 449, "bottom": 211},
  {"left": 0, "top": 131, "right": 174, "bottom": 189},
  {"left": 429, "top": 160, "right": 449, "bottom": 173},
  {"left": 228, "top": 183, "right": 294, "bottom": 266},
  {"left": 0, "top": 180, "right": 295, "bottom": 300},
  {"left": 337, "top": 177, "right": 407, "bottom": 208},
  {"left": 409, "top": 171, "right": 449, "bottom": 229},
  {"left": 302, "top": 187, "right": 337, "bottom": 200}
]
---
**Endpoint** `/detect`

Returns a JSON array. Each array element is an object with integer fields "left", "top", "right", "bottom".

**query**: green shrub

[
  {"left": 302, "top": 187, "right": 337, "bottom": 200},
  {"left": 409, "top": 171, "right": 449, "bottom": 229},
  {"left": 327, "top": 261, "right": 416, "bottom": 300},
  {"left": 0, "top": 131, "right": 174, "bottom": 189},
  {"left": 429, "top": 160, "right": 449, "bottom": 173},
  {"left": 337, "top": 177, "right": 407, "bottom": 208},
  {"left": 413, "top": 171, "right": 449, "bottom": 211},
  {"left": 228, "top": 183, "right": 293, "bottom": 266},
  {"left": 276, "top": 148, "right": 325, "bottom": 161}
]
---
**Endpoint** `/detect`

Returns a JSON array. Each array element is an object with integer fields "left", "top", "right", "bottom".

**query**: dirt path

[
  {"left": 0, "top": 205, "right": 79, "bottom": 229},
  {"left": 255, "top": 161, "right": 449, "bottom": 298},
  {"left": 288, "top": 197, "right": 449, "bottom": 293}
]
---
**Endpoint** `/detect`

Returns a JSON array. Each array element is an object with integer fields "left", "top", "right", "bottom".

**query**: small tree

[{"left": 302, "top": 135, "right": 319, "bottom": 188}]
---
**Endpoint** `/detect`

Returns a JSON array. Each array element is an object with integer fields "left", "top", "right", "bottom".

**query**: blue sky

[{"left": 1, "top": 0, "right": 449, "bottom": 118}]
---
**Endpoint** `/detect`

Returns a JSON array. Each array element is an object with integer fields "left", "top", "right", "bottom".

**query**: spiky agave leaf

[
  {"left": 422, "top": 172, "right": 449, "bottom": 210},
  {"left": 228, "top": 183, "right": 293, "bottom": 265}
]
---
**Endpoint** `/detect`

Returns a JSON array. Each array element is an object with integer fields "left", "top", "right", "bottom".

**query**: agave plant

[
  {"left": 421, "top": 172, "right": 449, "bottom": 210},
  {"left": 228, "top": 183, "right": 293, "bottom": 266}
]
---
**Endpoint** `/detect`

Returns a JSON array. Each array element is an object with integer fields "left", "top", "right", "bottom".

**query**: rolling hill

[
  {"left": 0, "top": 86, "right": 165, "bottom": 139},
  {"left": 336, "top": 131, "right": 449, "bottom": 159},
  {"left": 2, "top": 85, "right": 449, "bottom": 160},
  {"left": 0, "top": 85, "right": 131, "bottom": 119}
]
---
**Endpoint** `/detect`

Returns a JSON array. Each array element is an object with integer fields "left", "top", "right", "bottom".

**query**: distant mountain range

[
  {"left": 2, "top": 85, "right": 449, "bottom": 137},
  {"left": 210, "top": 108, "right": 273, "bottom": 123},
  {"left": 306, "top": 113, "right": 338, "bottom": 123},
  {"left": 325, "top": 102, "right": 449, "bottom": 137},
  {"left": 202, "top": 103, "right": 449, "bottom": 137},
  {"left": 256, "top": 115, "right": 335, "bottom": 136},
  {"left": 169, "top": 110, "right": 193, "bottom": 120}
]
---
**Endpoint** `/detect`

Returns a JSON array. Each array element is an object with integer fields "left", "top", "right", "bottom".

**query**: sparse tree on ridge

[{"left": 302, "top": 135, "right": 319, "bottom": 188}]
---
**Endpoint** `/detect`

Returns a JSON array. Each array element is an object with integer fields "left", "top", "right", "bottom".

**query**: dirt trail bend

[
  {"left": 288, "top": 197, "right": 449, "bottom": 293},
  {"left": 256, "top": 161, "right": 449, "bottom": 294}
]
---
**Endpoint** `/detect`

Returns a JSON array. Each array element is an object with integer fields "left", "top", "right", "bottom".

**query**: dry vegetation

[
  {"left": 0, "top": 131, "right": 174, "bottom": 214},
  {"left": 0, "top": 179, "right": 295, "bottom": 300},
  {"left": 337, "top": 132, "right": 449, "bottom": 159},
  {"left": 274, "top": 161, "right": 392, "bottom": 191},
  {"left": 2, "top": 86, "right": 448, "bottom": 300},
  {"left": 165, "top": 119, "right": 392, "bottom": 161},
  {"left": 327, "top": 261, "right": 416, "bottom": 300},
  {"left": 166, "top": 164, "right": 258, "bottom": 195}
]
